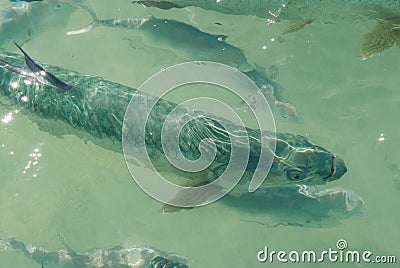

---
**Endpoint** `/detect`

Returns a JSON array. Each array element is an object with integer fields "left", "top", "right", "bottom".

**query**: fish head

[{"left": 268, "top": 133, "right": 347, "bottom": 186}]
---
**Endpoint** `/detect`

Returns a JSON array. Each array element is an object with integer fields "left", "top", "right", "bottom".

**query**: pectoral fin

[
  {"left": 13, "top": 41, "right": 72, "bottom": 90},
  {"left": 160, "top": 180, "right": 221, "bottom": 213}
]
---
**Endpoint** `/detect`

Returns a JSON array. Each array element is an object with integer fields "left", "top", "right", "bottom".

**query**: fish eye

[{"left": 287, "top": 169, "right": 305, "bottom": 181}]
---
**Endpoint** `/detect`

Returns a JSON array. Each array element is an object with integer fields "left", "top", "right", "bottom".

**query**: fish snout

[{"left": 327, "top": 156, "right": 347, "bottom": 182}]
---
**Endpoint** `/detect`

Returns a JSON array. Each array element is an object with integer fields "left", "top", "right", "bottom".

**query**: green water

[{"left": 0, "top": 0, "right": 399, "bottom": 267}]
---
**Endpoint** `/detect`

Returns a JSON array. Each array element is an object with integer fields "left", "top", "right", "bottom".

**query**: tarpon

[
  {"left": 0, "top": 44, "right": 346, "bottom": 204},
  {"left": 62, "top": 0, "right": 298, "bottom": 119},
  {"left": 134, "top": 0, "right": 400, "bottom": 59},
  {"left": 0, "top": 238, "right": 189, "bottom": 267}
]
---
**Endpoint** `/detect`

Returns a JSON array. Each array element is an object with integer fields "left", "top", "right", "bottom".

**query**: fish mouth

[{"left": 325, "top": 155, "right": 347, "bottom": 182}]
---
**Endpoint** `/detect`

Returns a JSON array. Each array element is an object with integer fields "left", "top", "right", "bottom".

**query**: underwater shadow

[{"left": 222, "top": 185, "right": 364, "bottom": 228}]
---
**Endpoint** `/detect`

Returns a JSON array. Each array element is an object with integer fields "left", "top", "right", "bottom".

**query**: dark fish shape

[
  {"left": 62, "top": 0, "right": 298, "bottom": 119},
  {"left": 134, "top": 0, "right": 400, "bottom": 59}
]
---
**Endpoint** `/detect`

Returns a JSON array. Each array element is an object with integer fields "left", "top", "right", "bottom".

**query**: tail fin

[
  {"left": 61, "top": 0, "right": 100, "bottom": 35},
  {"left": 61, "top": 0, "right": 153, "bottom": 35}
]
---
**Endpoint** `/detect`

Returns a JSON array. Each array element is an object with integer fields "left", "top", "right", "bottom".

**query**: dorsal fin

[{"left": 13, "top": 41, "right": 73, "bottom": 90}]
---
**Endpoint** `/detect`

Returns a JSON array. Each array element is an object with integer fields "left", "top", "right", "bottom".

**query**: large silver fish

[
  {"left": 0, "top": 44, "right": 346, "bottom": 202},
  {"left": 62, "top": 0, "right": 297, "bottom": 119},
  {"left": 0, "top": 238, "right": 189, "bottom": 267},
  {"left": 134, "top": 0, "right": 400, "bottom": 59}
]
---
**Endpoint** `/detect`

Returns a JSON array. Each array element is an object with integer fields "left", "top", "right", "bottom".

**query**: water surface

[{"left": 0, "top": 1, "right": 399, "bottom": 267}]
